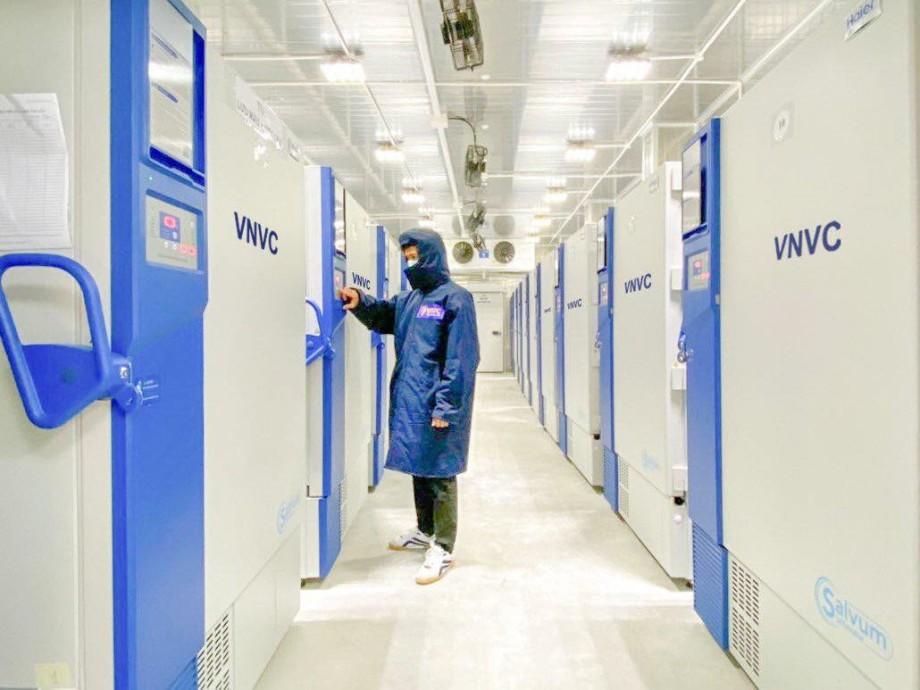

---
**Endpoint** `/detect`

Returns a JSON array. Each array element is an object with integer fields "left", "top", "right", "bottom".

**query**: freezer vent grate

[
  {"left": 729, "top": 557, "right": 761, "bottom": 678},
  {"left": 196, "top": 611, "right": 232, "bottom": 690},
  {"left": 339, "top": 478, "right": 348, "bottom": 538},
  {"left": 617, "top": 456, "right": 630, "bottom": 518}
]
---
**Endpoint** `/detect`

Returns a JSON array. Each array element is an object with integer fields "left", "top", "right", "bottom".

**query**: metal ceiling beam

[
  {"left": 550, "top": 0, "right": 751, "bottom": 246},
  {"left": 247, "top": 78, "right": 739, "bottom": 88},
  {"left": 406, "top": 0, "right": 465, "bottom": 235}
]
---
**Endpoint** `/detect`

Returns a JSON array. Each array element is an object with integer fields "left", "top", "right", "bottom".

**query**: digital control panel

[
  {"left": 687, "top": 250, "right": 711, "bottom": 291},
  {"left": 145, "top": 195, "right": 200, "bottom": 271}
]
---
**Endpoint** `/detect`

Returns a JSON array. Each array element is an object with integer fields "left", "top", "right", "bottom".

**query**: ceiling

[{"left": 192, "top": 0, "right": 839, "bottom": 256}]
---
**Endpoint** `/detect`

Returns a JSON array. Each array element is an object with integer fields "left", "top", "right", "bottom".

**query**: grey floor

[{"left": 256, "top": 374, "right": 752, "bottom": 690}]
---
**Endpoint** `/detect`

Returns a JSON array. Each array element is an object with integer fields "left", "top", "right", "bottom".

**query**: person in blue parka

[{"left": 339, "top": 228, "right": 480, "bottom": 585}]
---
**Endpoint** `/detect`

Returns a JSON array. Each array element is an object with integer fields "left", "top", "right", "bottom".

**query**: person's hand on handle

[
  {"left": 339, "top": 287, "right": 361, "bottom": 311},
  {"left": 431, "top": 418, "right": 449, "bottom": 429}
]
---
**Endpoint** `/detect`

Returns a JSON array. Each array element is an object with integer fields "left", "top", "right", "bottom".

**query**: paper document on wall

[{"left": 0, "top": 93, "right": 71, "bottom": 250}]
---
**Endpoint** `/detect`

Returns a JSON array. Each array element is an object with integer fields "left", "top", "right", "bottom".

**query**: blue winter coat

[{"left": 352, "top": 229, "right": 480, "bottom": 478}]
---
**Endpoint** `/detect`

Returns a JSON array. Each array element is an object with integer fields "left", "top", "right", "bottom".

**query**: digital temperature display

[{"left": 145, "top": 196, "right": 200, "bottom": 271}]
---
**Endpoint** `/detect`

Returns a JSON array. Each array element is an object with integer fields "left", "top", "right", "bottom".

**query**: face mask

[{"left": 406, "top": 257, "right": 419, "bottom": 268}]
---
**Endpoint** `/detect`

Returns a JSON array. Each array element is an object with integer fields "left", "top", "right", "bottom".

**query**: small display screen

[
  {"left": 596, "top": 217, "right": 607, "bottom": 271},
  {"left": 149, "top": 0, "right": 196, "bottom": 168},
  {"left": 687, "top": 250, "right": 711, "bottom": 292},
  {"left": 334, "top": 181, "right": 346, "bottom": 256},
  {"left": 682, "top": 141, "right": 703, "bottom": 234},
  {"left": 145, "top": 195, "right": 199, "bottom": 271},
  {"left": 334, "top": 268, "right": 345, "bottom": 298}
]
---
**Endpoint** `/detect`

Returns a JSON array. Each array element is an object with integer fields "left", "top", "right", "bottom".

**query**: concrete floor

[{"left": 256, "top": 374, "right": 752, "bottom": 690}]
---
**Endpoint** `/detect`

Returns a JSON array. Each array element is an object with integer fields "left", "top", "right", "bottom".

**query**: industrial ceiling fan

[{"left": 440, "top": 0, "right": 484, "bottom": 71}]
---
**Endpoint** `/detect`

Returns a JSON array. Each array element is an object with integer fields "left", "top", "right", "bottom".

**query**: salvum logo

[
  {"left": 774, "top": 221, "right": 841, "bottom": 261},
  {"left": 815, "top": 577, "right": 892, "bottom": 660},
  {"left": 624, "top": 273, "right": 653, "bottom": 294},
  {"left": 234, "top": 211, "right": 279, "bottom": 255},
  {"left": 566, "top": 298, "right": 584, "bottom": 310},
  {"left": 352, "top": 272, "right": 371, "bottom": 290}
]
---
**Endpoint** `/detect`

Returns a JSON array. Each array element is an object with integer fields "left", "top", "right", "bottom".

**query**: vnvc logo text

[
  {"left": 774, "top": 221, "right": 841, "bottom": 261},
  {"left": 234, "top": 212, "right": 279, "bottom": 255},
  {"left": 567, "top": 299, "right": 584, "bottom": 310},
  {"left": 815, "top": 577, "right": 892, "bottom": 660},
  {"left": 352, "top": 272, "right": 371, "bottom": 290},
  {"left": 624, "top": 273, "right": 652, "bottom": 294}
]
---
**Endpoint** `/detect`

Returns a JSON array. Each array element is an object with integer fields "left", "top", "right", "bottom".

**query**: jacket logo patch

[{"left": 417, "top": 304, "right": 445, "bottom": 321}]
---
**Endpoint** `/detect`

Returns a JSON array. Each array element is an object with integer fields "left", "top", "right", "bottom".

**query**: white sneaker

[
  {"left": 389, "top": 528, "right": 432, "bottom": 552},
  {"left": 416, "top": 544, "right": 455, "bottom": 585}
]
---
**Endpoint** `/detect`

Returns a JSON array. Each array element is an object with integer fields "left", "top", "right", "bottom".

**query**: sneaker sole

[
  {"left": 416, "top": 560, "right": 455, "bottom": 586},
  {"left": 388, "top": 543, "right": 428, "bottom": 552}
]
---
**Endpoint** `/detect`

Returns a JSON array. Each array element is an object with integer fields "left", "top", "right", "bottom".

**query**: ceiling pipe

[
  {"left": 407, "top": 0, "right": 465, "bottom": 234},
  {"left": 550, "top": 0, "right": 751, "bottom": 246},
  {"left": 247, "top": 78, "right": 739, "bottom": 88}
]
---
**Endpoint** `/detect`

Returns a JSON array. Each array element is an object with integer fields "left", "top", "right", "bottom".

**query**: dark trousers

[{"left": 413, "top": 476, "right": 458, "bottom": 553}]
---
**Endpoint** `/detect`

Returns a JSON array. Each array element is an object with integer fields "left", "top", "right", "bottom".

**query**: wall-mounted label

[
  {"left": 845, "top": 0, "right": 882, "bottom": 41},
  {"left": 351, "top": 272, "right": 371, "bottom": 290},
  {"left": 774, "top": 221, "right": 841, "bottom": 261},
  {"left": 624, "top": 273, "right": 653, "bottom": 294},
  {"left": 815, "top": 577, "right": 892, "bottom": 660},
  {"left": 234, "top": 211, "right": 279, "bottom": 255},
  {"left": 566, "top": 298, "right": 584, "bottom": 310}
]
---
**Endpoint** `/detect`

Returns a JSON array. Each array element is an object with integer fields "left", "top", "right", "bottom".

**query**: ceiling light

[
  {"left": 606, "top": 50, "right": 652, "bottom": 82},
  {"left": 320, "top": 52, "right": 366, "bottom": 83},
  {"left": 481, "top": 74, "right": 491, "bottom": 81},
  {"left": 481, "top": 124, "right": 490, "bottom": 130},
  {"left": 534, "top": 215, "right": 552, "bottom": 229},
  {"left": 544, "top": 176, "right": 568, "bottom": 205},
  {"left": 401, "top": 187, "right": 425, "bottom": 205},
  {"left": 565, "top": 126, "right": 597, "bottom": 163},
  {"left": 375, "top": 141, "right": 405, "bottom": 164},
  {"left": 418, "top": 218, "right": 438, "bottom": 230}
]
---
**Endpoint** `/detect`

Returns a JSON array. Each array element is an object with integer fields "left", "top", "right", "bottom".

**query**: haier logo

[
  {"left": 774, "top": 221, "right": 841, "bottom": 261},
  {"left": 845, "top": 0, "right": 882, "bottom": 40},
  {"left": 352, "top": 272, "right": 371, "bottom": 290},
  {"left": 624, "top": 273, "right": 653, "bottom": 294},
  {"left": 234, "top": 211, "right": 279, "bottom": 255},
  {"left": 815, "top": 577, "right": 892, "bottom": 660},
  {"left": 566, "top": 299, "right": 584, "bottom": 310}
]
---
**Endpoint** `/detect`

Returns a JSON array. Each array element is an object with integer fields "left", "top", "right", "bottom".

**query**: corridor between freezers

[{"left": 255, "top": 374, "right": 751, "bottom": 690}]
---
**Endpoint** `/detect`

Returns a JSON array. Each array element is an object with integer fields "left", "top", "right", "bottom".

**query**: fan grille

[
  {"left": 494, "top": 241, "right": 515, "bottom": 264},
  {"left": 453, "top": 241, "right": 475, "bottom": 264}
]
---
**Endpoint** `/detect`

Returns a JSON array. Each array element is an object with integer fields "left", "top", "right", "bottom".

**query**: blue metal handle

[
  {"left": 305, "top": 298, "right": 335, "bottom": 366},
  {"left": 0, "top": 253, "right": 139, "bottom": 429}
]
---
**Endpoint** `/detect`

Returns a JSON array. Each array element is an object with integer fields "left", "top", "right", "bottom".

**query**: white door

[{"left": 473, "top": 292, "right": 504, "bottom": 372}]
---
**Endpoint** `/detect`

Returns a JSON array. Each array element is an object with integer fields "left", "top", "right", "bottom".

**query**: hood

[{"left": 400, "top": 228, "right": 451, "bottom": 292}]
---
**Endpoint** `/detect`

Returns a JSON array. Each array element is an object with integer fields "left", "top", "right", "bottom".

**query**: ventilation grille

[
  {"left": 617, "top": 456, "right": 630, "bottom": 518},
  {"left": 196, "top": 612, "right": 232, "bottom": 690},
  {"left": 452, "top": 240, "right": 475, "bottom": 264},
  {"left": 493, "top": 240, "right": 516, "bottom": 264},
  {"left": 729, "top": 557, "right": 761, "bottom": 678},
  {"left": 339, "top": 478, "right": 348, "bottom": 538}
]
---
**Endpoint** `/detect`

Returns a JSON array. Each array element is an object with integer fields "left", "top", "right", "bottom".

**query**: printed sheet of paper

[{"left": 0, "top": 93, "right": 71, "bottom": 250}]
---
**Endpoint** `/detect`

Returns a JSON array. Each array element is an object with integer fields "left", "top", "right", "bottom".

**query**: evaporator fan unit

[
  {"left": 453, "top": 241, "right": 475, "bottom": 264},
  {"left": 494, "top": 241, "right": 516, "bottom": 264},
  {"left": 465, "top": 201, "right": 487, "bottom": 234},
  {"left": 465, "top": 144, "right": 488, "bottom": 187},
  {"left": 440, "top": 0, "right": 484, "bottom": 71}
]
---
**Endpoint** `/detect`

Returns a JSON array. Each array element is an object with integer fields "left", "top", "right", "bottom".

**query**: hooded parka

[{"left": 352, "top": 229, "right": 480, "bottom": 477}]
